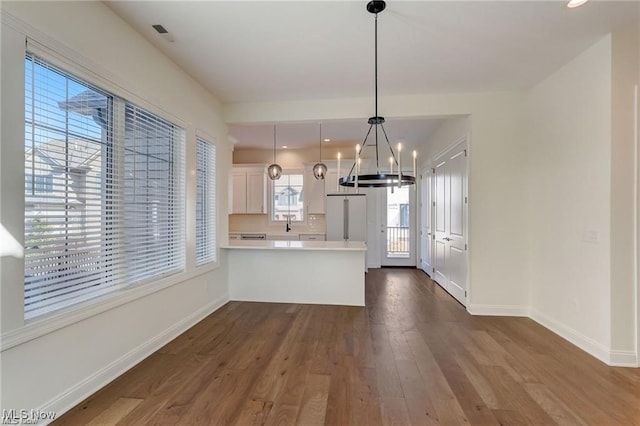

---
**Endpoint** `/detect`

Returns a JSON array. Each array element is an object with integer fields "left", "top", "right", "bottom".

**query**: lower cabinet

[{"left": 299, "top": 234, "right": 326, "bottom": 241}]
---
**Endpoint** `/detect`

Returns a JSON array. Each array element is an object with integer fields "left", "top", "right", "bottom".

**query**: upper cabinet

[
  {"left": 306, "top": 169, "right": 326, "bottom": 215},
  {"left": 231, "top": 166, "right": 267, "bottom": 214}
]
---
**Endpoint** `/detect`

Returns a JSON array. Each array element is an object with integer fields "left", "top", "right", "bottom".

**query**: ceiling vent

[{"left": 152, "top": 24, "right": 174, "bottom": 42}]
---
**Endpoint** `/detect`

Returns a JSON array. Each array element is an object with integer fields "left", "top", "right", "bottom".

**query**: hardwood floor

[{"left": 54, "top": 268, "right": 640, "bottom": 425}]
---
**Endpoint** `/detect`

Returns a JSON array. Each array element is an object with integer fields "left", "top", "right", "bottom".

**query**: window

[
  {"left": 23, "top": 53, "right": 185, "bottom": 319},
  {"left": 123, "top": 104, "right": 185, "bottom": 282},
  {"left": 196, "top": 136, "right": 216, "bottom": 265},
  {"left": 400, "top": 203, "right": 410, "bottom": 228},
  {"left": 271, "top": 173, "right": 304, "bottom": 222},
  {"left": 25, "top": 174, "right": 53, "bottom": 193}
]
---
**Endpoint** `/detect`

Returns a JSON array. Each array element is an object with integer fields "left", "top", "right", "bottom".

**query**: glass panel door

[{"left": 381, "top": 185, "right": 416, "bottom": 266}]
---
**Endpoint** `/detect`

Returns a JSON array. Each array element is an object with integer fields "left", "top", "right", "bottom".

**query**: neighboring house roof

[{"left": 25, "top": 138, "right": 102, "bottom": 174}]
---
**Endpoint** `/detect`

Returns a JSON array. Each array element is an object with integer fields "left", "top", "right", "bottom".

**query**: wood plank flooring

[{"left": 54, "top": 268, "right": 640, "bottom": 425}]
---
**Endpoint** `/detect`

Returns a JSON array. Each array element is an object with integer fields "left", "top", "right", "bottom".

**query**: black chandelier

[{"left": 339, "top": 0, "right": 416, "bottom": 189}]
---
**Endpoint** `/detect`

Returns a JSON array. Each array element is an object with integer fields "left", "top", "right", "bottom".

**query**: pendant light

[
  {"left": 339, "top": 0, "right": 416, "bottom": 189},
  {"left": 312, "top": 123, "right": 328, "bottom": 180},
  {"left": 267, "top": 125, "right": 282, "bottom": 180}
]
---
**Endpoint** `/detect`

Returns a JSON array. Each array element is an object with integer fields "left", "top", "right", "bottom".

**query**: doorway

[
  {"left": 380, "top": 185, "right": 416, "bottom": 266},
  {"left": 431, "top": 138, "right": 468, "bottom": 305}
]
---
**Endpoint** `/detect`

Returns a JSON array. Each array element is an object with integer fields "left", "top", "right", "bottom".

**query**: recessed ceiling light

[
  {"left": 567, "top": 0, "right": 589, "bottom": 8},
  {"left": 323, "top": 138, "right": 331, "bottom": 142},
  {"left": 282, "top": 145, "right": 288, "bottom": 149}
]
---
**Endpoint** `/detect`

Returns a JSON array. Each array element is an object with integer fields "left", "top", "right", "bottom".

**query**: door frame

[
  {"left": 430, "top": 135, "right": 470, "bottom": 306},
  {"left": 379, "top": 184, "right": 417, "bottom": 267},
  {"left": 419, "top": 164, "right": 433, "bottom": 274}
]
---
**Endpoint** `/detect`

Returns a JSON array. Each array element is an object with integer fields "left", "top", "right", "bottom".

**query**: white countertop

[{"left": 221, "top": 239, "right": 366, "bottom": 251}]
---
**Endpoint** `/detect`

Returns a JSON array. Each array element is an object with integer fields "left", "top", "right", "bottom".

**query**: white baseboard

[
  {"left": 530, "top": 308, "right": 611, "bottom": 365},
  {"left": 609, "top": 350, "right": 639, "bottom": 367},
  {"left": 467, "top": 304, "right": 530, "bottom": 317},
  {"left": 37, "top": 294, "right": 229, "bottom": 424},
  {"left": 470, "top": 306, "right": 638, "bottom": 367}
]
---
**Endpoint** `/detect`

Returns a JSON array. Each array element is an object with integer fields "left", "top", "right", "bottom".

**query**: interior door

[
  {"left": 380, "top": 185, "right": 416, "bottom": 266},
  {"left": 433, "top": 161, "right": 448, "bottom": 286},
  {"left": 432, "top": 140, "right": 468, "bottom": 305}
]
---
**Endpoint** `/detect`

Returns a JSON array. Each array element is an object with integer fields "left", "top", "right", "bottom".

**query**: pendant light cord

[
  {"left": 273, "top": 125, "right": 277, "bottom": 163},
  {"left": 319, "top": 123, "right": 322, "bottom": 161},
  {"left": 374, "top": 12, "right": 380, "bottom": 172}
]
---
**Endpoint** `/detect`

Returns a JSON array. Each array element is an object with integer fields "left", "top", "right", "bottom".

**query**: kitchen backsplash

[{"left": 229, "top": 214, "right": 326, "bottom": 234}]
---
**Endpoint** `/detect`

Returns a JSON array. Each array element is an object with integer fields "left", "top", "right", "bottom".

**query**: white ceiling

[{"left": 105, "top": 0, "right": 638, "bottom": 150}]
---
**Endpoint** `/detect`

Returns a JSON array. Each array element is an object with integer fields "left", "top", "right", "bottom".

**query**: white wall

[
  {"left": 527, "top": 27, "right": 639, "bottom": 366},
  {"left": 225, "top": 91, "right": 530, "bottom": 312},
  {"left": 610, "top": 24, "right": 639, "bottom": 360},
  {"left": 420, "top": 116, "right": 470, "bottom": 161},
  {"left": 1, "top": 1, "right": 232, "bottom": 414}
]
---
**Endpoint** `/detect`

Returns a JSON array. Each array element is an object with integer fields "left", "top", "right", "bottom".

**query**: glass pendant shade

[
  {"left": 268, "top": 125, "right": 282, "bottom": 180},
  {"left": 267, "top": 163, "right": 282, "bottom": 180},
  {"left": 312, "top": 162, "right": 327, "bottom": 180},
  {"left": 313, "top": 123, "right": 328, "bottom": 180}
]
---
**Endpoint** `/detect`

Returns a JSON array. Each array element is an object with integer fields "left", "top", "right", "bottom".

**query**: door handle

[{"left": 443, "top": 237, "right": 452, "bottom": 241}]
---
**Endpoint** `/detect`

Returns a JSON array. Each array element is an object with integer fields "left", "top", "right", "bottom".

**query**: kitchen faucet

[{"left": 286, "top": 217, "right": 291, "bottom": 232}]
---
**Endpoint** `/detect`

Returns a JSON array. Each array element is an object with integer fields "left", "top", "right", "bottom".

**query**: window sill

[{"left": 0, "top": 262, "right": 220, "bottom": 352}]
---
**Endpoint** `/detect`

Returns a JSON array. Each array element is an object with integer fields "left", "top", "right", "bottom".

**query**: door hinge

[
  {"left": 432, "top": 201, "right": 436, "bottom": 207},
  {"left": 465, "top": 243, "right": 467, "bottom": 250},
  {"left": 464, "top": 149, "right": 467, "bottom": 157},
  {"left": 432, "top": 267, "right": 435, "bottom": 273},
  {"left": 465, "top": 290, "right": 467, "bottom": 297},
  {"left": 432, "top": 234, "right": 436, "bottom": 240},
  {"left": 464, "top": 196, "right": 468, "bottom": 204},
  {"left": 431, "top": 168, "right": 436, "bottom": 174}
]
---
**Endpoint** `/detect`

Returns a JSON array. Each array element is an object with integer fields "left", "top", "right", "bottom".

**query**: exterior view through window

[
  {"left": 24, "top": 53, "right": 185, "bottom": 319},
  {"left": 271, "top": 173, "right": 304, "bottom": 222}
]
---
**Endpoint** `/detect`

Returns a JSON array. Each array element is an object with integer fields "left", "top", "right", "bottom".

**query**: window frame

[
  {"left": 269, "top": 171, "right": 306, "bottom": 224},
  {"left": 195, "top": 134, "right": 217, "bottom": 267},
  {"left": 22, "top": 50, "right": 189, "bottom": 321}
]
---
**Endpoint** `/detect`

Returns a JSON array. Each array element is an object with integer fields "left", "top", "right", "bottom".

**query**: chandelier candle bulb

[
  {"left": 413, "top": 150, "right": 417, "bottom": 191},
  {"left": 337, "top": 152, "right": 341, "bottom": 192},
  {"left": 397, "top": 142, "right": 402, "bottom": 188},
  {"left": 355, "top": 144, "right": 360, "bottom": 191}
]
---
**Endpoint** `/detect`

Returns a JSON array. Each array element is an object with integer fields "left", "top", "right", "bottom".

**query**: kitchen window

[
  {"left": 271, "top": 173, "right": 304, "bottom": 222},
  {"left": 23, "top": 52, "right": 185, "bottom": 319},
  {"left": 195, "top": 136, "right": 217, "bottom": 265}
]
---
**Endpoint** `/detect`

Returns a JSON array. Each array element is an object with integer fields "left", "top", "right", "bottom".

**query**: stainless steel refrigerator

[{"left": 326, "top": 193, "right": 367, "bottom": 241}]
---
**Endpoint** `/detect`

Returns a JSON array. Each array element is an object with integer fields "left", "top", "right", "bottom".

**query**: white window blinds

[
  {"left": 123, "top": 104, "right": 185, "bottom": 281},
  {"left": 196, "top": 136, "right": 216, "bottom": 265},
  {"left": 24, "top": 53, "right": 185, "bottom": 319}
]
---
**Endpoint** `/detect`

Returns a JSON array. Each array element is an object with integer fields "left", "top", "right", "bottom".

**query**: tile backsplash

[{"left": 229, "top": 214, "right": 326, "bottom": 234}]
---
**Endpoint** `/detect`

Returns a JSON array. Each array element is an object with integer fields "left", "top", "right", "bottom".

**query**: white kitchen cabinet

[
  {"left": 231, "top": 167, "right": 266, "bottom": 214},
  {"left": 299, "top": 233, "right": 326, "bottom": 241},
  {"left": 231, "top": 172, "right": 247, "bottom": 214},
  {"left": 326, "top": 164, "right": 356, "bottom": 195},
  {"left": 306, "top": 169, "right": 326, "bottom": 214},
  {"left": 246, "top": 171, "right": 266, "bottom": 213},
  {"left": 325, "top": 169, "right": 339, "bottom": 195}
]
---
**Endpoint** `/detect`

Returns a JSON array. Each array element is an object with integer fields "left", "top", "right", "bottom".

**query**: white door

[
  {"left": 432, "top": 140, "right": 468, "bottom": 305},
  {"left": 380, "top": 185, "right": 416, "bottom": 266},
  {"left": 420, "top": 169, "right": 433, "bottom": 274}
]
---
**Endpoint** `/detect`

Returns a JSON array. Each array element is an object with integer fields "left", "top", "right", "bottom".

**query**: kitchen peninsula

[{"left": 222, "top": 239, "right": 366, "bottom": 306}]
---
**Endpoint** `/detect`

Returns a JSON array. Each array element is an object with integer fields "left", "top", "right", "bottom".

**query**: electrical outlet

[{"left": 582, "top": 229, "right": 600, "bottom": 243}]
